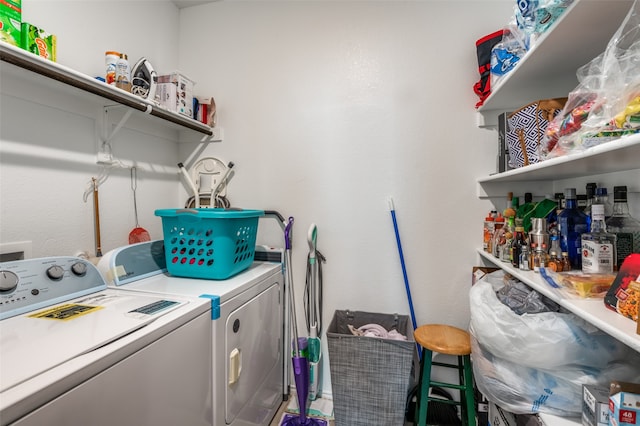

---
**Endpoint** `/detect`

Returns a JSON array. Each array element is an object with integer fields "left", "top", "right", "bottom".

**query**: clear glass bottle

[
  {"left": 583, "top": 182, "right": 598, "bottom": 229},
  {"left": 500, "top": 216, "right": 515, "bottom": 263},
  {"left": 491, "top": 213, "right": 505, "bottom": 258},
  {"left": 593, "top": 187, "right": 613, "bottom": 219},
  {"left": 605, "top": 185, "right": 640, "bottom": 269},
  {"left": 582, "top": 204, "right": 617, "bottom": 274},
  {"left": 519, "top": 245, "right": 531, "bottom": 271},
  {"left": 558, "top": 188, "right": 589, "bottom": 269}
]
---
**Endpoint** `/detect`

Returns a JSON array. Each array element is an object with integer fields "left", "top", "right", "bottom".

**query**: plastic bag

[
  {"left": 470, "top": 271, "right": 640, "bottom": 415},
  {"left": 515, "top": 0, "right": 573, "bottom": 48},
  {"left": 470, "top": 274, "right": 632, "bottom": 370},
  {"left": 541, "top": 0, "right": 640, "bottom": 159},
  {"left": 471, "top": 335, "right": 640, "bottom": 416}
]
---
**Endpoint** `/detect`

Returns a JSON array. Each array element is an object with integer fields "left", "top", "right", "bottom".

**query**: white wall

[
  {"left": 1, "top": 0, "right": 512, "bottom": 398},
  {"left": 1, "top": 1, "right": 184, "bottom": 258},
  {"left": 177, "top": 1, "right": 509, "bottom": 395}
]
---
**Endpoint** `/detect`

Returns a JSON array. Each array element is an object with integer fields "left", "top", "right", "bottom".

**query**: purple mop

[{"left": 280, "top": 218, "right": 327, "bottom": 426}]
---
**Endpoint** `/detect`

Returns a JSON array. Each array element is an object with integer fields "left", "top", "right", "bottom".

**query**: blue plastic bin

[{"left": 155, "top": 208, "right": 264, "bottom": 280}]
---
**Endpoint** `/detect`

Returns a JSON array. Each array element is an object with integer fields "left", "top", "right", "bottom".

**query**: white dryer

[
  {"left": 0, "top": 256, "right": 212, "bottom": 426},
  {"left": 97, "top": 240, "right": 285, "bottom": 426}
]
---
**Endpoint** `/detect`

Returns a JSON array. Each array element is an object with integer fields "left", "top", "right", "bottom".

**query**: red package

[{"left": 604, "top": 253, "right": 640, "bottom": 320}]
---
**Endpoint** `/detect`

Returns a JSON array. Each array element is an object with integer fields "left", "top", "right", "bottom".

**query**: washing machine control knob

[
  {"left": 71, "top": 262, "right": 87, "bottom": 277},
  {"left": 46, "top": 265, "right": 65, "bottom": 281},
  {"left": 0, "top": 270, "right": 19, "bottom": 292}
]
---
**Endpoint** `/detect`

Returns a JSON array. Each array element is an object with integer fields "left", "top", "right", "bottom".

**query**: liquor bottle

[
  {"left": 582, "top": 204, "right": 617, "bottom": 274},
  {"left": 606, "top": 186, "right": 640, "bottom": 268},
  {"left": 483, "top": 212, "right": 495, "bottom": 252},
  {"left": 510, "top": 221, "right": 527, "bottom": 268},
  {"left": 558, "top": 188, "right": 589, "bottom": 269},
  {"left": 491, "top": 213, "right": 505, "bottom": 258},
  {"left": 593, "top": 187, "right": 613, "bottom": 219},
  {"left": 583, "top": 182, "right": 598, "bottom": 230}
]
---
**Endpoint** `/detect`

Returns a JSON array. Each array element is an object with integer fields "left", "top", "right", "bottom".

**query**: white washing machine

[
  {"left": 97, "top": 240, "right": 284, "bottom": 426},
  {"left": 0, "top": 256, "right": 212, "bottom": 426}
]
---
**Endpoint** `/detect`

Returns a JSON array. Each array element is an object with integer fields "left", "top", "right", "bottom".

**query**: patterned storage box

[
  {"left": 506, "top": 98, "right": 567, "bottom": 168},
  {"left": 327, "top": 310, "right": 415, "bottom": 426}
]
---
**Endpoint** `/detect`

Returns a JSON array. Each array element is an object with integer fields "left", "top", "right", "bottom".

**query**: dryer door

[{"left": 225, "top": 283, "right": 282, "bottom": 424}]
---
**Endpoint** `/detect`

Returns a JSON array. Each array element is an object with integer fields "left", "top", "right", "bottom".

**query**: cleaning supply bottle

[
  {"left": 558, "top": 188, "right": 589, "bottom": 269},
  {"left": 116, "top": 53, "right": 131, "bottom": 92}
]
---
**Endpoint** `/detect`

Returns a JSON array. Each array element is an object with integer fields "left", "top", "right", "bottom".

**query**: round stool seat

[{"left": 414, "top": 324, "right": 471, "bottom": 356}]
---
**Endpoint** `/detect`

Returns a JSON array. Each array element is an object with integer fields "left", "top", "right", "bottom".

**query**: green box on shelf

[
  {"left": 0, "top": 0, "right": 21, "bottom": 47},
  {"left": 20, "top": 22, "right": 56, "bottom": 62}
]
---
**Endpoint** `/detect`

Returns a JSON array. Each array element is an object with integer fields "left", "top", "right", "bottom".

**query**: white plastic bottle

[{"left": 115, "top": 53, "right": 131, "bottom": 92}]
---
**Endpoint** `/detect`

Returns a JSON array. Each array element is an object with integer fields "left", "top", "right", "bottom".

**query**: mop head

[{"left": 279, "top": 413, "right": 328, "bottom": 426}]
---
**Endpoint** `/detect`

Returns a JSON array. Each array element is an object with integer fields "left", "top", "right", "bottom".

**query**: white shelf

[
  {"left": 477, "top": 249, "right": 640, "bottom": 353},
  {"left": 478, "top": 133, "right": 640, "bottom": 183},
  {"left": 0, "top": 42, "right": 213, "bottom": 137},
  {"left": 477, "top": 0, "right": 633, "bottom": 124}
]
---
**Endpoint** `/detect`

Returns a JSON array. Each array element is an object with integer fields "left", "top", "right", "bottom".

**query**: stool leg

[
  {"left": 417, "top": 349, "right": 433, "bottom": 426},
  {"left": 462, "top": 355, "right": 476, "bottom": 426}
]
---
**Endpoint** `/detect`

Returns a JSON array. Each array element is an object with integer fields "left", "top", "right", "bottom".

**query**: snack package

[
  {"left": 604, "top": 253, "right": 640, "bottom": 321},
  {"left": 541, "top": 1, "right": 640, "bottom": 159},
  {"left": 553, "top": 271, "right": 617, "bottom": 299}
]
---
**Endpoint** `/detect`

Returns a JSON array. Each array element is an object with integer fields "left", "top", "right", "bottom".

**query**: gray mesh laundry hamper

[{"left": 327, "top": 310, "right": 415, "bottom": 426}]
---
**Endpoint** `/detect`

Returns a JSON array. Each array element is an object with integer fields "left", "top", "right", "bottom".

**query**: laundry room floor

[{"left": 268, "top": 399, "right": 415, "bottom": 426}]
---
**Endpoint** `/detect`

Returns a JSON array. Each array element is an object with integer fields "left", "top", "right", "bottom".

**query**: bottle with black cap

[{"left": 605, "top": 185, "right": 640, "bottom": 268}]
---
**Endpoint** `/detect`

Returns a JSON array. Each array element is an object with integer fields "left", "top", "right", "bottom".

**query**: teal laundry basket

[{"left": 155, "top": 208, "right": 264, "bottom": 280}]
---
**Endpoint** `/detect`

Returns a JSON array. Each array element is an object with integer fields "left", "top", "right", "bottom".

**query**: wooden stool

[{"left": 414, "top": 324, "right": 475, "bottom": 426}]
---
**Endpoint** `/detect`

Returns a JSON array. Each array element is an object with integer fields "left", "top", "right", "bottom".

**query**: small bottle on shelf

[
  {"left": 491, "top": 213, "right": 505, "bottom": 258},
  {"left": 500, "top": 216, "right": 515, "bottom": 263},
  {"left": 510, "top": 220, "right": 527, "bottom": 268},
  {"left": 483, "top": 211, "right": 495, "bottom": 253},
  {"left": 582, "top": 204, "right": 617, "bottom": 274},
  {"left": 519, "top": 245, "right": 531, "bottom": 271},
  {"left": 561, "top": 252, "right": 572, "bottom": 271},
  {"left": 547, "top": 250, "right": 562, "bottom": 272}
]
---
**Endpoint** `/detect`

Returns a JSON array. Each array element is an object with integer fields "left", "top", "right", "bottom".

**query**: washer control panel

[{"left": 0, "top": 257, "right": 106, "bottom": 320}]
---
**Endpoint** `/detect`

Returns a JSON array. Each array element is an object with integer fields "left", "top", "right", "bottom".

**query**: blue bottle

[{"left": 558, "top": 188, "right": 589, "bottom": 269}]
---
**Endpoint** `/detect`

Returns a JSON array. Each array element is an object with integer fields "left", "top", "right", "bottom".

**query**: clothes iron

[{"left": 130, "top": 57, "right": 157, "bottom": 101}]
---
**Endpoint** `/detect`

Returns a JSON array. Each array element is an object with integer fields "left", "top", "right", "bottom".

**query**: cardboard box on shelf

[
  {"left": 20, "top": 22, "right": 56, "bottom": 62},
  {"left": 157, "top": 72, "right": 195, "bottom": 118},
  {"left": 582, "top": 385, "right": 609, "bottom": 426},
  {"left": 0, "top": 0, "right": 21, "bottom": 47},
  {"left": 609, "top": 381, "right": 640, "bottom": 426}
]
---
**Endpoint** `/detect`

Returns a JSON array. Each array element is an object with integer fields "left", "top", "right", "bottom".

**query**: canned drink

[{"left": 105, "top": 51, "right": 120, "bottom": 85}]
